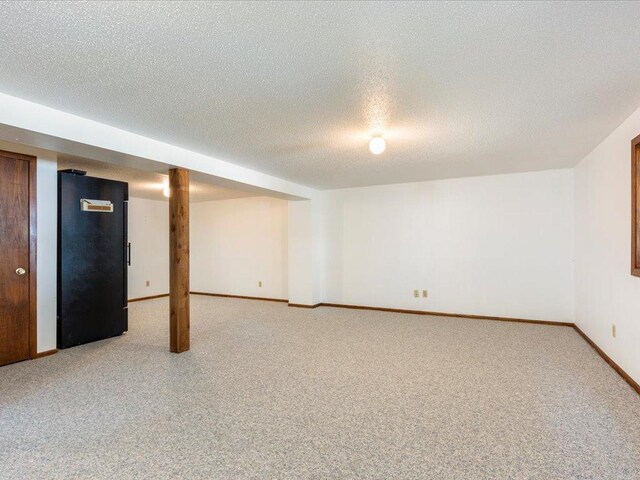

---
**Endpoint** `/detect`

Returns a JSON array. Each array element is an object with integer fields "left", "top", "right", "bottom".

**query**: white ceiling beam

[{"left": 0, "top": 92, "right": 315, "bottom": 200}]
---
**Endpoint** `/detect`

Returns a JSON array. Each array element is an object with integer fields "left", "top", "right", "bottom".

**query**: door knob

[{"left": 15, "top": 267, "right": 26, "bottom": 276}]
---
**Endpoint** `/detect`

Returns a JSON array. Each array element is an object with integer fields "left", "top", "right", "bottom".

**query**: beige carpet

[{"left": 1, "top": 296, "right": 639, "bottom": 479}]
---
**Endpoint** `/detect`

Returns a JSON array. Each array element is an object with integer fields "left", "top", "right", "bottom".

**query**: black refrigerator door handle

[{"left": 127, "top": 242, "right": 131, "bottom": 266}]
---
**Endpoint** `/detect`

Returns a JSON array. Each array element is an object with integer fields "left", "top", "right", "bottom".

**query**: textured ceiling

[
  {"left": 1, "top": 1, "right": 640, "bottom": 189},
  {"left": 58, "top": 155, "right": 256, "bottom": 203}
]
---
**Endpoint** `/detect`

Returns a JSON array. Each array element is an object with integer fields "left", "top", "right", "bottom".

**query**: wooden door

[{"left": 0, "top": 151, "right": 34, "bottom": 366}]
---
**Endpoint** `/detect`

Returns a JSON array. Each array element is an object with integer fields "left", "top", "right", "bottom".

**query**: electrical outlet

[
  {"left": 258, "top": 281, "right": 262, "bottom": 287},
  {"left": 422, "top": 290, "right": 428, "bottom": 298},
  {"left": 612, "top": 324, "right": 616, "bottom": 338},
  {"left": 413, "top": 289, "right": 419, "bottom": 298},
  {"left": 146, "top": 280, "right": 150, "bottom": 287}
]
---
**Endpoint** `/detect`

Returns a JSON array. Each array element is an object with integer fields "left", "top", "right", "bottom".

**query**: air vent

[{"left": 80, "top": 199, "right": 113, "bottom": 213}]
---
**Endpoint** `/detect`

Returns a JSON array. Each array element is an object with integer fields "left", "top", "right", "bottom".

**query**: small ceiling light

[
  {"left": 163, "top": 186, "right": 170, "bottom": 198},
  {"left": 369, "top": 135, "right": 386, "bottom": 155}
]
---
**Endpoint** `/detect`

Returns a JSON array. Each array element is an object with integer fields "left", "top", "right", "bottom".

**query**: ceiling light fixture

[
  {"left": 369, "top": 135, "right": 386, "bottom": 155},
  {"left": 163, "top": 186, "right": 170, "bottom": 198}
]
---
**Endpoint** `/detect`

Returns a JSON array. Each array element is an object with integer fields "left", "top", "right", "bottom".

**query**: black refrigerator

[{"left": 57, "top": 170, "right": 129, "bottom": 349}]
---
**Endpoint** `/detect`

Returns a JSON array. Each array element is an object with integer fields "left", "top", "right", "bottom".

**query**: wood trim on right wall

[
  {"left": 573, "top": 325, "right": 640, "bottom": 395},
  {"left": 631, "top": 134, "right": 640, "bottom": 276}
]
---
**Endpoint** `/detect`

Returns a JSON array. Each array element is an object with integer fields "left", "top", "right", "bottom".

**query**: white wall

[
  {"left": 574, "top": 105, "right": 640, "bottom": 385},
  {"left": 191, "top": 196, "right": 288, "bottom": 300},
  {"left": 318, "top": 170, "right": 575, "bottom": 322},
  {"left": 127, "top": 197, "right": 169, "bottom": 300},
  {"left": 36, "top": 157, "right": 57, "bottom": 352},
  {"left": 287, "top": 200, "right": 324, "bottom": 305},
  {"left": 0, "top": 140, "right": 57, "bottom": 353}
]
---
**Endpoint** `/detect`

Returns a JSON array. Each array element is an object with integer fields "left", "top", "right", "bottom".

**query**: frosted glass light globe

[{"left": 369, "top": 136, "right": 386, "bottom": 155}]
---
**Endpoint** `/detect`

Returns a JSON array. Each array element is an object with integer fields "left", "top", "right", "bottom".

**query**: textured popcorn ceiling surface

[{"left": 1, "top": 1, "right": 640, "bottom": 189}]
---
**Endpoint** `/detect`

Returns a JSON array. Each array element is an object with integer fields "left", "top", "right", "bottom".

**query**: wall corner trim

[
  {"left": 128, "top": 294, "right": 170, "bottom": 303},
  {"left": 33, "top": 349, "right": 57, "bottom": 359},
  {"left": 572, "top": 325, "right": 640, "bottom": 395},
  {"left": 317, "top": 303, "right": 573, "bottom": 326},
  {"left": 191, "top": 292, "right": 288, "bottom": 303}
]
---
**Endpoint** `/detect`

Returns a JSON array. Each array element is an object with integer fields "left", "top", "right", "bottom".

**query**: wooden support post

[{"left": 169, "top": 168, "right": 190, "bottom": 353}]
